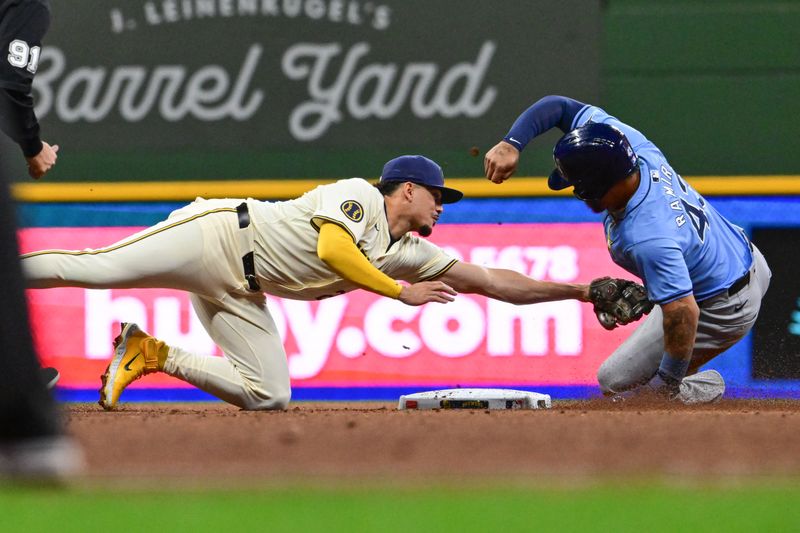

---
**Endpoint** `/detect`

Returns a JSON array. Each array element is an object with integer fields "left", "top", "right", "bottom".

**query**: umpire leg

[
  {"left": 0, "top": 165, "right": 60, "bottom": 441},
  {"left": 0, "top": 157, "right": 82, "bottom": 478}
]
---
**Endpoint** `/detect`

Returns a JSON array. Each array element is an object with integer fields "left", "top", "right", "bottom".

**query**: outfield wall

[
  {"left": 1, "top": 0, "right": 601, "bottom": 183},
  {"left": 4, "top": 1, "right": 797, "bottom": 184},
  {"left": 604, "top": 0, "right": 800, "bottom": 176}
]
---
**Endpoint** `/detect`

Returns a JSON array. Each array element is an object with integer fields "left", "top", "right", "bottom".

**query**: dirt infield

[{"left": 65, "top": 400, "right": 800, "bottom": 483}]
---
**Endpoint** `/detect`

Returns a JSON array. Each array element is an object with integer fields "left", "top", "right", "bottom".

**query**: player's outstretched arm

[
  {"left": 317, "top": 221, "right": 456, "bottom": 305},
  {"left": 398, "top": 281, "right": 457, "bottom": 306},
  {"left": 436, "top": 261, "right": 590, "bottom": 304},
  {"left": 484, "top": 141, "right": 520, "bottom": 184},
  {"left": 485, "top": 95, "right": 586, "bottom": 184}
]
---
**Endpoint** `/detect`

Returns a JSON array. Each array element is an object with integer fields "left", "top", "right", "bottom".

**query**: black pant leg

[{"left": 0, "top": 156, "right": 61, "bottom": 441}]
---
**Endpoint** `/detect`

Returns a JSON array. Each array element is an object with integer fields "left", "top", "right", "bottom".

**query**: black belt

[
  {"left": 237, "top": 201, "right": 250, "bottom": 229},
  {"left": 237, "top": 202, "right": 261, "bottom": 292},
  {"left": 726, "top": 270, "right": 750, "bottom": 297},
  {"left": 722, "top": 238, "right": 755, "bottom": 297},
  {"left": 700, "top": 240, "right": 754, "bottom": 303}
]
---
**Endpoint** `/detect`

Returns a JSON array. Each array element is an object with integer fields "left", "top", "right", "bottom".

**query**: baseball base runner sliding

[
  {"left": 485, "top": 95, "right": 771, "bottom": 404},
  {"left": 21, "top": 155, "right": 647, "bottom": 410}
]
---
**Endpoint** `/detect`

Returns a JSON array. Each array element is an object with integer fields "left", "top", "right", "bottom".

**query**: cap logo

[{"left": 340, "top": 200, "right": 364, "bottom": 222}]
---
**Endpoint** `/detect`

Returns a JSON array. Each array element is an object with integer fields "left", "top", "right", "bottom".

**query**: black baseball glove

[{"left": 589, "top": 277, "right": 654, "bottom": 330}]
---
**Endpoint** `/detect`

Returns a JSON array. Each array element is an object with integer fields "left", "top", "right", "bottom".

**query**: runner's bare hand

[{"left": 484, "top": 140, "right": 519, "bottom": 184}]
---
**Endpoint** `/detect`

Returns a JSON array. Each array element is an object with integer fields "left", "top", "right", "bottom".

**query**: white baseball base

[{"left": 397, "top": 388, "right": 552, "bottom": 410}]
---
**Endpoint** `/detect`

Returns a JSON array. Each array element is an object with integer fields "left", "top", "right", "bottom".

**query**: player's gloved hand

[{"left": 589, "top": 277, "right": 654, "bottom": 330}]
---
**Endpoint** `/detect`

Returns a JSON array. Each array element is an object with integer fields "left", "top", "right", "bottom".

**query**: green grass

[{"left": 2, "top": 483, "right": 799, "bottom": 532}]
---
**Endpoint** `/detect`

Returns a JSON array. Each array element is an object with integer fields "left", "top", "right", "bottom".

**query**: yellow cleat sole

[{"left": 98, "top": 322, "right": 139, "bottom": 411}]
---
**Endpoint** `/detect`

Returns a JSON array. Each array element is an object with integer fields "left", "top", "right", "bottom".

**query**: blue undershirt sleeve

[{"left": 502, "top": 95, "right": 587, "bottom": 151}]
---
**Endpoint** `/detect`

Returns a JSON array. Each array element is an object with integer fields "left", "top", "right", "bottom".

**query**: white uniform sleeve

[
  {"left": 310, "top": 178, "right": 378, "bottom": 242},
  {"left": 388, "top": 236, "right": 458, "bottom": 283}
]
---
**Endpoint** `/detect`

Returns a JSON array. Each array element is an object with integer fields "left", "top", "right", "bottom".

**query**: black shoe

[{"left": 41, "top": 367, "right": 60, "bottom": 390}]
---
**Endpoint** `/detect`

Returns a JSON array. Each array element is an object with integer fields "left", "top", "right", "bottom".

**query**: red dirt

[{"left": 64, "top": 399, "right": 800, "bottom": 484}]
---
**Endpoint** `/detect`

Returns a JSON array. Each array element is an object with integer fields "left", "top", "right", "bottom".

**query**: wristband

[
  {"left": 657, "top": 352, "right": 690, "bottom": 385},
  {"left": 502, "top": 136, "right": 524, "bottom": 151}
]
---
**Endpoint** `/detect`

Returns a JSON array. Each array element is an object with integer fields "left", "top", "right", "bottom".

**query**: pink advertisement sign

[{"left": 20, "top": 224, "right": 636, "bottom": 390}]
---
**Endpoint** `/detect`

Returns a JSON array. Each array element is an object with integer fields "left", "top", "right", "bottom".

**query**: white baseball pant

[{"left": 22, "top": 198, "right": 291, "bottom": 410}]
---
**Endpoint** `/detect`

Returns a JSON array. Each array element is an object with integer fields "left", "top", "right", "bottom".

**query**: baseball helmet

[{"left": 548, "top": 122, "right": 638, "bottom": 201}]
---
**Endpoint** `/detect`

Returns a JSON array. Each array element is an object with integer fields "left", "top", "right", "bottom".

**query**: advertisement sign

[
  {"left": 751, "top": 228, "right": 800, "bottom": 379},
  {"left": 20, "top": 223, "right": 635, "bottom": 393},
  {"left": 26, "top": 0, "right": 601, "bottom": 180}
]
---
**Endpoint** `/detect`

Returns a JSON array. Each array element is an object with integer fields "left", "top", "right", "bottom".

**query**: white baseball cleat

[
  {"left": 676, "top": 369, "right": 726, "bottom": 405},
  {"left": 609, "top": 369, "right": 726, "bottom": 405}
]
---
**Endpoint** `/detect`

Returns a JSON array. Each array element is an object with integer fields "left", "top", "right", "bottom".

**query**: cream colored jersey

[{"left": 247, "top": 178, "right": 457, "bottom": 300}]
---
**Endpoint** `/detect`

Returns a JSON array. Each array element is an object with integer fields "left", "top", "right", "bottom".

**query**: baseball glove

[{"left": 589, "top": 277, "right": 654, "bottom": 330}]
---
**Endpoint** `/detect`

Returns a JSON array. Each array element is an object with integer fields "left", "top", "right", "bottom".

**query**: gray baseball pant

[{"left": 597, "top": 245, "right": 771, "bottom": 396}]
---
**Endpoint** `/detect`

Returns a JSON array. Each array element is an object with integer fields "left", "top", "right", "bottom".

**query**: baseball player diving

[
  {"left": 485, "top": 95, "right": 772, "bottom": 404},
  {"left": 22, "top": 155, "right": 646, "bottom": 410}
]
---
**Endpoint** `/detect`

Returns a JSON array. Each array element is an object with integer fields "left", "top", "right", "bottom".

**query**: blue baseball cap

[{"left": 380, "top": 155, "right": 464, "bottom": 204}]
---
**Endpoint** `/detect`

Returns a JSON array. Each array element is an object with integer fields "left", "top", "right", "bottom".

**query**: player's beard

[
  {"left": 418, "top": 224, "right": 433, "bottom": 237},
  {"left": 584, "top": 199, "right": 605, "bottom": 213}
]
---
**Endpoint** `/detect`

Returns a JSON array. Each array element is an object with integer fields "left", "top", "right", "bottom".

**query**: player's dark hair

[{"left": 374, "top": 180, "right": 404, "bottom": 196}]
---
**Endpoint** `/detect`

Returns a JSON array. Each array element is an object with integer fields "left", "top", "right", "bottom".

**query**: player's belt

[
  {"left": 720, "top": 238, "right": 757, "bottom": 298},
  {"left": 237, "top": 201, "right": 251, "bottom": 229},
  {"left": 722, "top": 237, "right": 756, "bottom": 297},
  {"left": 236, "top": 202, "right": 261, "bottom": 292},
  {"left": 726, "top": 270, "right": 750, "bottom": 297},
  {"left": 699, "top": 269, "right": 750, "bottom": 305},
  {"left": 700, "top": 240, "right": 755, "bottom": 304}
]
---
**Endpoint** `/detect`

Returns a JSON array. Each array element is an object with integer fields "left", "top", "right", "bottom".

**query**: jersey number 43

[{"left": 677, "top": 199, "right": 709, "bottom": 242}]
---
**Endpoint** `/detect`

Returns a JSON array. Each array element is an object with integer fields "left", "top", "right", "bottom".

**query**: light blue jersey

[{"left": 572, "top": 106, "right": 753, "bottom": 304}]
